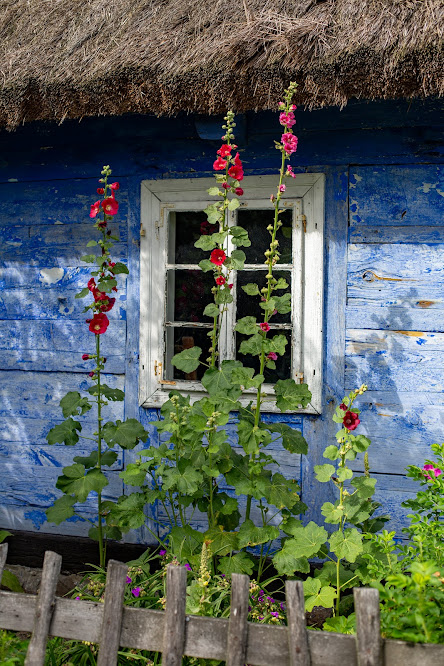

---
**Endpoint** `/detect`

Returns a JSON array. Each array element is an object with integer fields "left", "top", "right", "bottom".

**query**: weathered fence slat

[
  {"left": 286, "top": 579, "right": 311, "bottom": 666},
  {"left": 226, "top": 573, "right": 250, "bottom": 666},
  {"left": 25, "top": 550, "right": 62, "bottom": 666},
  {"left": 0, "top": 542, "right": 8, "bottom": 579},
  {"left": 354, "top": 587, "right": 383, "bottom": 666},
  {"left": 97, "top": 559, "right": 128, "bottom": 666},
  {"left": 162, "top": 564, "right": 187, "bottom": 666}
]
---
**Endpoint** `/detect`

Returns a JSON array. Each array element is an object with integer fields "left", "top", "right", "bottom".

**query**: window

[{"left": 139, "top": 174, "right": 324, "bottom": 413}]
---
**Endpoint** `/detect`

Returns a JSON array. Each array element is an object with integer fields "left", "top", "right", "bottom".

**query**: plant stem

[{"left": 96, "top": 332, "right": 105, "bottom": 569}]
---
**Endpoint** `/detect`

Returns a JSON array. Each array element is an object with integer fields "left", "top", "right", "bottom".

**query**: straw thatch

[{"left": 0, "top": 0, "right": 442, "bottom": 128}]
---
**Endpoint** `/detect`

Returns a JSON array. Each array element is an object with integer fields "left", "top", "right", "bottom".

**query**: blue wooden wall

[{"left": 0, "top": 98, "right": 442, "bottom": 542}]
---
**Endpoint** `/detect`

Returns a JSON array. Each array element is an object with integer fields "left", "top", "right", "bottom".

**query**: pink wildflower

[{"left": 260, "top": 322, "right": 270, "bottom": 332}]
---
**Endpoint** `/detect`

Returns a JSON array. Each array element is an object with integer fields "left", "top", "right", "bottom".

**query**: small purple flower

[
  {"left": 131, "top": 587, "right": 141, "bottom": 598},
  {"left": 248, "top": 605, "right": 252, "bottom": 611},
  {"left": 126, "top": 576, "right": 132, "bottom": 584},
  {"left": 184, "top": 563, "right": 192, "bottom": 571},
  {"left": 280, "top": 602, "right": 286, "bottom": 611},
  {"left": 160, "top": 549, "right": 167, "bottom": 557},
  {"left": 271, "top": 611, "right": 279, "bottom": 618},
  {"left": 75, "top": 596, "right": 80, "bottom": 600}
]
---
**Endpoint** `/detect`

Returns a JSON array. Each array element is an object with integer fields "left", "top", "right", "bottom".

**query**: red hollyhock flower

[
  {"left": 339, "top": 403, "right": 347, "bottom": 410},
  {"left": 100, "top": 297, "right": 116, "bottom": 313},
  {"left": 217, "top": 145, "right": 232, "bottom": 158},
  {"left": 82, "top": 353, "right": 90, "bottom": 360},
  {"left": 97, "top": 188, "right": 104, "bottom": 195},
  {"left": 90, "top": 200, "right": 101, "bottom": 218},
  {"left": 228, "top": 153, "right": 244, "bottom": 181},
  {"left": 215, "top": 275, "right": 226, "bottom": 285},
  {"left": 267, "top": 352, "right": 278, "bottom": 360},
  {"left": 222, "top": 182, "right": 230, "bottom": 190},
  {"left": 110, "top": 182, "right": 120, "bottom": 190},
  {"left": 87, "top": 278, "right": 96, "bottom": 292},
  {"left": 213, "top": 157, "right": 227, "bottom": 171},
  {"left": 260, "top": 322, "right": 270, "bottom": 332},
  {"left": 228, "top": 283, "right": 233, "bottom": 289},
  {"left": 89, "top": 313, "right": 109, "bottom": 335},
  {"left": 235, "top": 187, "right": 244, "bottom": 196},
  {"left": 343, "top": 411, "right": 360, "bottom": 431},
  {"left": 102, "top": 197, "right": 119, "bottom": 216},
  {"left": 210, "top": 249, "right": 226, "bottom": 266}
]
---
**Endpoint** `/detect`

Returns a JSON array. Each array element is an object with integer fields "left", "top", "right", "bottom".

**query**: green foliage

[
  {"left": 274, "top": 379, "right": 312, "bottom": 411},
  {"left": 0, "top": 630, "right": 29, "bottom": 665},
  {"left": 47, "top": 418, "right": 82, "bottom": 446},
  {"left": 171, "top": 346, "right": 202, "bottom": 372}
]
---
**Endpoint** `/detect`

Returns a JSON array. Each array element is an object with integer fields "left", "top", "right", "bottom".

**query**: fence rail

[{"left": 0, "top": 544, "right": 443, "bottom": 666}]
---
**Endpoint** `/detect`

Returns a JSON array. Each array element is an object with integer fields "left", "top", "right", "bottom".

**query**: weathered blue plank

[
  {"left": 0, "top": 288, "right": 126, "bottom": 320},
  {"left": 0, "top": 504, "right": 100, "bottom": 535},
  {"left": 0, "top": 441, "right": 122, "bottom": 470},
  {"left": 0, "top": 241, "right": 127, "bottom": 267},
  {"left": 0, "top": 266, "right": 93, "bottom": 290},
  {"left": 346, "top": 305, "right": 443, "bottom": 333},
  {"left": 349, "top": 225, "right": 444, "bottom": 244}
]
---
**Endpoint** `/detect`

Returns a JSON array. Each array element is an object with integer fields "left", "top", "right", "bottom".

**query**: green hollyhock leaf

[
  {"left": 111, "top": 262, "right": 129, "bottom": 275},
  {"left": 241, "top": 283, "right": 260, "bottom": 296},
  {"left": 88, "top": 525, "right": 122, "bottom": 542},
  {"left": 237, "top": 519, "right": 280, "bottom": 549},
  {"left": 207, "top": 186, "right": 221, "bottom": 196},
  {"left": 1, "top": 569, "right": 24, "bottom": 593},
  {"left": 323, "top": 445, "right": 339, "bottom": 461},
  {"left": 81, "top": 254, "right": 96, "bottom": 263},
  {"left": 321, "top": 502, "right": 344, "bottom": 524},
  {"left": 110, "top": 492, "right": 148, "bottom": 529},
  {"left": 215, "top": 287, "right": 233, "bottom": 305},
  {"left": 0, "top": 530, "right": 12, "bottom": 544},
  {"left": 230, "top": 249, "right": 246, "bottom": 270},
  {"left": 238, "top": 419, "right": 260, "bottom": 454},
  {"left": 202, "top": 360, "right": 242, "bottom": 396},
  {"left": 170, "top": 526, "right": 205, "bottom": 561},
  {"left": 343, "top": 493, "right": 372, "bottom": 523},
  {"left": 273, "top": 293, "right": 291, "bottom": 314},
  {"left": 267, "top": 423, "right": 308, "bottom": 454},
  {"left": 46, "top": 495, "right": 77, "bottom": 524},
  {"left": 350, "top": 476, "right": 376, "bottom": 498},
  {"left": 235, "top": 316, "right": 258, "bottom": 335},
  {"left": 352, "top": 435, "right": 371, "bottom": 453},
  {"left": 172, "top": 346, "right": 202, "bottom": 372},
  {"left": 274, "top": 380, "right": 312, "bottom": 411},
  {"left": 86, "top": 240, "right": 97, "bottom": 247},
  {"left": 203, "top": 203, "right": 223, "bottom": 224},
  {"left": 97, "top": 278, "right": 117, "bottom": 293},
  {"left": 336, "top": 466, "right": 353, "bottom": 482},
  {"left": 195, "top": 234, "right": 217, "bottom": 251},
  {"left": 314, "top": 561, "right": 357, "bottom": 590},
  {"left": 56, "top": 464, "right": 108, "bottom": 503},
  {"left": 274, "top": 277, "right": 289, "bottom": 290},
  {"left": 260, "top": 298, "right": 276, "bottom": 313},
  {"left": 203, "top": 303, "right": 220, "bottom": 318},
  {"left": 73, "top": 451, "right": 99, "bottom": 468},
  {"left": 273, "top": 540, "right": 310, "bottom": 576},
  {"left": 314, "top": 464, "right": 336, "bottom": 482},
  {"left": 303, "top": 577, "right": 336, "bottom": 612},
  {"left": 284, "top": 521, "right": 328, "bottom": 558},
  {"left": 87, "top": 384, "right": 125, "bottom": 401},
  {"left": 239, "top": 333, "right": 262, "bottom": 356},
  {"left": 218, "top": 552, "right": 255, "bottom": 575},
  {"left": 119, "top": 463, "right": 149, "bottom": 486},
  {"left": 47, "top": 418, "right": 81, "bottom": 446},
  {"left": 162, "top": 465, "right": 203, "bottom": 494},
  {"left": 329, "top": 528, "right": 363, "bottom": 563},
  {"left": 102, "top": 419, "right": 148, "bottom": 449},
  {"left": 205, "top": 528, "right": 238, "bottom": 556},
  {"left": 227, "top": 198, "right": 240, "bottom": 211},
  {"left": 75, "top": 287, "right": 90, "bottom": 299},
  {"left": 257, "top": 473, "right": 301, "bottom": 510},
  {"left": 231, "top": 366, "right": 264, "bottom": 389},
  {"left": 199, "top": 259, "right": 213, "bottom": 272},
  {"left": 266, "top": 334, "right": 288, "bottom": 356},
  {"left": 229, "top": 225, "right": 250, "bottom": 247},
  {"left": 60, "top": 391, "right": 92, "bottom": 418}
]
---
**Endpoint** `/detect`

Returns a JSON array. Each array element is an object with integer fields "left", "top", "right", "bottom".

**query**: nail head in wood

[
  {"left": 25, "top": 550, "right": 62, "bottom": 666},
  {"left": 226, "top": 573, "right": 250, "bottom": 666},
  {"left": 286, "top": 579, "right": 311, "bottom": 666},
  {"left": 97, "top": 559, "right": 128, "bottom": 666},
  {"left": 354, "top": 587, "right": 383, "bottom": 666},
  {"left": 162, "top": 564, "right": 187, "bottom": 666}
]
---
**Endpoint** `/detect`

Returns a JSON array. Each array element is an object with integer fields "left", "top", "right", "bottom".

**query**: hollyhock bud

[
  {"left": 267, "top": 352, "right": 278, "bottom": 361},
  {"left": 210, "top": 248, "right": 226, "bottom": 266},
  {"left": 97, "top": 188, "right": 104, "bottom": 195},
  {"left": 216, "top": 275, "right": 226, "bottom": 285},
  {"left": 89, "top": 313, "right": 109, "bottom": 335},
  {"left": 260, "top": 322, "right": 270, "bottom": 332},
  {"left": 339, "top": 403, "right": 347, "bottom": 411},
  {"left": 101, "top": 197, "right": 119, "bottom": 216},
  {"left": 90, "top": 201, "right": 101, "bottom": 218},
  {"left": 100, "top": 297, "right": 116, "bottom": 312},
  {"left": 110, "top": 182, "right": 120, "bottom": 190},
  {"left": 279, "top": 184, "right": 286, "bottom": 193},
  {"left": 217, "top": 145, "right": 232, "bottom": 158},
  {"left": 228, "top": 283, "right": 233, "bottom": 289},
  {"left": 213, "top": 156, "right": 227, "bottom": 171},
  {"left": 98, "top": 220, "right": 107, "bottom": 229},
  {"left": 102, "top": 357, "right": 107, "bottom": 363},
  {"left": 270, "top": 194, "right": 275, "bottom": 203},
  {"left": 235, "top": 187, "right": 243, "bottom": 196},
  {"left": 82, "top": 353, "right": 90, "bottom": 360},
  {"left": 88, "top": 371, "right": 95, "bottom": 378},
  {"left": 286, "top": 165, "right": 296, "bottom": 178},
  {"left": 222, "top": 182, "right": 230, "bottom": 190},
  {"left": 343, "top": 411, "right": 360, "bottom": 431}
]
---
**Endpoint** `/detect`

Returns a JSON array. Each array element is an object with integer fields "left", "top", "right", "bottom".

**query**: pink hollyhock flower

[
  {"left": 286, "top": 165, "right": 296, "bottom": 178},
  {"left": 343, "top": 411, "right": 360, "bottom": 431},
  {"left": 279, "top": 111, "right": 296, "bottom": 128},
  {"left": 97, "top": 188, "right": 104, "bottom": 195},
  {"left": 213, "top": 156, "right": 227, "bottom": 171},
  {"left": 131, "top": 587, "right": 141, "bottom": 598},
  {"left": 110, "top": 182, "right": 119, "bottom": 190},
  {"left": 279, "top": 184, "right": 286, "bottom": 193},
  {"left": 281, "top": 133, "right": 298, "bottom": 155},
  {"left": 216, "top": 275, "right": 226, "bottom": 285},
  {"left": 260, "top": 322, "right": 270, "bottom": 332},
  {"left": 102, "top": 197, "right": 119, "bottom": 216},
  {"left": 82, "top": 353, "right": 90, "bottom": 360},
  {"left": 235, "top": 187, "right": 244, "bottom": 196},
  {"left": 423, "top": 464, "right": 442, "bottom": 479},
  {"left": 89, "top": 313, "right": 109, "bottom": 335},
  {"left": 210, "top": 248, "right": 226, "bottom": 266},
  {"left": 339, "top": 403, "right": 347, "bottom": 411},
  {"left": 217, "top": 145, "right": 232, "bottom": 158},
  {"left": 290, "top": 104, "right": 297, "bottom": 111},
  {"left": 90, "top": 200, "right": 101, "bottom": 218},
  {"left": 267, "top": 352, "right": 278, "bottom": 361}
]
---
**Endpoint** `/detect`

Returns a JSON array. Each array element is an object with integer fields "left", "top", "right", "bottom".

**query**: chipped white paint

[
  {"left": 39, "top": 268, "right": 64, "bottom": 285},
  {"left": 7, "top": 178, "right": 18, "bottom": 182},
  {"left": 417, "top": 182, "right": 437, "bottom": 193},
  {"left": 6, "top": 241, "right": 22, "bottom": 247},
  {"left": 58, "top": 302, "right": 74, "bottom": 315},
  {"left": 54, "top": 220, "right": 64, "bottom": 225},
  {"left": 349, "top": 174, "right": 363, "bottom": 189}
]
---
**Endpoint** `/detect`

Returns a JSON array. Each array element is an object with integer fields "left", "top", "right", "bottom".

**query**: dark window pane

[
  {"left": 165, "top": 327, "right": 212, "bottom": 381},
  {"left": 170, "top": 211, "right": 218, "bottom": 264},
  {"left": 237, "top": 270, "right": 291, "bottom": 325},
  {"left": 236, "top": 329, "right": 292, "bottom": 382},
  {"left": 167, "top": 269, "right": 215, "bottom": 322},
  {"left": 237, "top": 208, "right": 292, "bottom": 264}
]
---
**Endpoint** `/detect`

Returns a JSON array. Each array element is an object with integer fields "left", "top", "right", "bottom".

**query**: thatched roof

[{"left": 0, "top": 0, "right": 442, "bottom": 128}]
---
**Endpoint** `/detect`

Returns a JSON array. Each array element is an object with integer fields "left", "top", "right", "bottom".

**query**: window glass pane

[
  {"left": 237, "top": 208, "right": 292, "bottom": 264},
  {"left": 236, "top": 270, "right": 291, "bottom": 325},
  {"left": 165, "top": 327, "right": 212, "bottom": 381},
  {"left": 169, "top": 211, "right": 218, "bottom": 264},
  {"left": 236, "top": 329, "right": 292, "bottom": 383},
  {"left": 167, "top": 269, "right": 215, "bottom": 322}
]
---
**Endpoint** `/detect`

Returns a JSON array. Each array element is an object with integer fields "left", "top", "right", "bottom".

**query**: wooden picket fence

[{"left": 0, "top": 544, "right": 443, "bottom": 666}]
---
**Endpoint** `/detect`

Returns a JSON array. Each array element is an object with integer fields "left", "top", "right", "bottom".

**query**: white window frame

[{"left": 139, "top": 174, "right": 324, "bottom": 414}]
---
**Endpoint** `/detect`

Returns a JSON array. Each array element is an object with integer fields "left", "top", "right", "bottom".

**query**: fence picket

[
  {"left": 97, "top": 559, "right": 128, "bottom": 666},
  {"left": 226, "top": 573, "right": 250, "bottom": 666},
  {"left": 25, "top": 550, "right": 62, "bottom": 666},
  {"left": 0, "top": 542, "right": 8, "bottom": 579},
  {"left": 286, "top": 579, "right": 311, "bottom": 666},
  {"left": 354, "top": 587, "right": 383, "bottom": 666},
  {"left": 162, "top": 564, "right": 187, "bottom": 666}
]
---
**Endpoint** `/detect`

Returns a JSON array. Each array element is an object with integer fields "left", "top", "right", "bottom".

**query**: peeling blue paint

[{"left": 24, "top": 509, "right": 46, "bottom": 529}]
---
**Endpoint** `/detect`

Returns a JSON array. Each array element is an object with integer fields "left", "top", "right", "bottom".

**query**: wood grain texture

[
  {"left": 226, "top": 573, "right": 250, "bottom": 666},
  {"left": 25, "top": 550, "right": 62, "bottom": 665},
  {"left": 354, "top": 588, "right": 382, "bottom": 666},
  {"left": 162, "top": 565, "right": 187, "bottom": 666},
  {"left": 97, "top": 560, "right": 128, "bottom": 666},
  {"left": 286, "top": 580, "right": 310, "bottom": 666},
  {"left": 0, "top": 542, "right": 8, "bottom": 579}
]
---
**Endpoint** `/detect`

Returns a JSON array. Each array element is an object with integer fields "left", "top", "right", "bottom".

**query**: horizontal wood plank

[{"left": 349, "top": 225, "right": 444, "bottom": 244}]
